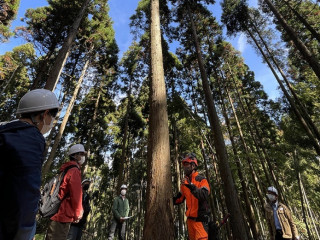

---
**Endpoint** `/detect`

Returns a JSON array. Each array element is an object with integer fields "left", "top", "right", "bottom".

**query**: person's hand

[
  {"left": 120, "top": 217, "right": 125, "bottom": 223},
  {"left": 181, "top": 176, "right": 191, "bottom": 185},
  {"left": 74, "top": 210, "right": 84, "bottom": 223}
]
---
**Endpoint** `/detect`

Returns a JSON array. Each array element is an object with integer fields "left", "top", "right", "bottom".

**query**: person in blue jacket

[{"left": 0, "top": 89, "right": 60, "bottom": 240}]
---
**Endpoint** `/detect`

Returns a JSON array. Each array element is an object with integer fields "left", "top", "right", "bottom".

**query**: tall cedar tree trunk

[
  {"left": 82, "top": 86, "right": 102, "bottom": 176},
  {"left": 222, "top": 69, "right": 271, "bottom": 187},
  {"left": 283, "top": 0, "right": 320, "bottom": 43},
  {"left": 170, "top": 79, "right": 185, "bottom": 237},
  {"left": 216, "top": 75, "right": 259, "bottom": 239},
  {"left": 263, "top": 0, "right": 320, "bottom": 80},
  {"left": 249, "top": 18, "right": 320, "bottom": 142},
  {"left": 226, "top": 69, "right": 287, "bottom": 204},
  {"left": 187, "top": 5, "right": 249, "bottom": 239},
  {"left": 246, "top": 26, "right": 320, "bottom": 156},
  {"left": 294, "top": 150, "right": 312, "bottom": 239},
  {"left": 222, "top": 75, "right": 268, "bottom": 226},
  {"left": 173, "top": 122, "right": 185, "bottom": 237},
  {"left": 42, "top": 59, "right": 89, "bottom": 175},
  {"left": 117, "top": 85, "right": 132, "bottom": 193},
  {"left": 142, "top": 0, "right": 175, "bottom": 239},
  {"left": 44, "top": 0, "right": 91, "bottom": 91}
]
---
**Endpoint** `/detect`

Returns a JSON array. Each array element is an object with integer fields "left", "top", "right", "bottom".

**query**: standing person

[
  {"left": 67, "top": 179, "right": 92, "bottom": 240},
  {"left": 0, "top": 89, "right": 60, "bottom": 240},
  {"left": 265, "top": 186, "right": 300, "bottom": 240},
  {"left": 108, "top": 185, "right": 130, "bottom": 240},
  {"left": 45, "top": 144, "right": 86, "bottom": 240},
  {"left": 173, "top": 153, "right": 211, "bottom": 240}
]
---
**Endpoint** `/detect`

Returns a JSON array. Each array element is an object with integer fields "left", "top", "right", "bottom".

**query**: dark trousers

[
  {"left": 275, "top": 229, "right": 291, "bottom": 240},
  {"left": 46, "top": 221, "right": 71, "bottom": 240},
  {"left": 107, "top": 219, "right": 126, "bottom": 240},
  {"left": 67, "top": 225, "right": 83, "bottom": 240}
]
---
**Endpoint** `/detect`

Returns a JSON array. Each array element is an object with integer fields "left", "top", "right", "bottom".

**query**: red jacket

[
  {"left": 174, "top": 171, "right": 210, "bottom": 219},
  {"left": 51, "top": 161, "right": 83, "bottom": 223}
]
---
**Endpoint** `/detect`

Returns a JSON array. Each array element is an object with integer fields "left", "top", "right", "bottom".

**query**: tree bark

[
  {"left": 142, "top": 0, "right": 175, "bottom": 239},
  {"left": 187, "top": 5, "right": 248, "bottom": 239},
  {"left": 263, "top": 0, "right": 320, "bottom": 80},
  {"left": 44, "top": 0, "right": 91, "bottom": 91}
]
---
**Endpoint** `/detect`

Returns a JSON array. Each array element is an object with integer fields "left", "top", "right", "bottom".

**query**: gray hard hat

[
  {"left": 267, "top": 186, "right": 278, "bottom": 196},
  {"left": 17, "top": 89, "right": 60, "bottom": 114},
  {"left": 68, "top": 144, "right": 86, "bottom": 156}
]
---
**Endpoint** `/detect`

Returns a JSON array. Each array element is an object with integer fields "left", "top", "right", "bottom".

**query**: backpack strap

[
  {"left": 58, "top": 164, "right": 80, "bottom": 200},
  {"left": 59, "top": 164, "right": 80, "bottom": 182}
]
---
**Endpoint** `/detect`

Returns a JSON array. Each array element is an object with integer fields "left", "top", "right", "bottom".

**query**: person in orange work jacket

[
  {"left": 45, "top": 144, "right": 86, "bottom": 240},
  {"left": 173, "top": 153, "right": 211, "bottom": 240}
]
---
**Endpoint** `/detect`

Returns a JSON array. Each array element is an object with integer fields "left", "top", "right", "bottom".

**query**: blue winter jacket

[{"left": 0, "top": 120, "right": 45, "bottom": 240}]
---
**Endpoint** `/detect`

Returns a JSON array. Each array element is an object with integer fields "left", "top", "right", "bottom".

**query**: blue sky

[{"left": 0, "top": 0, "right": 279, "bottom": 100}]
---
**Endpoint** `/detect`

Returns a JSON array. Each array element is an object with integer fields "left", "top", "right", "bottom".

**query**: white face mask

[
  {"left": 78, "top": 156, "right": 85, "bottom": 165},
  {"left": 267, "top": 193, "right": 276, "bottom": 202},
  {"left": 41, "top": 116, "right": 54, "bottom": 135},
  {"left": 121, "top": 189, "right": 126, "bottom": 196}
]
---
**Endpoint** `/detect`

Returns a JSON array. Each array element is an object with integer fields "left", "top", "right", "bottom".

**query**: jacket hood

[{"left": 60, "top": 160, "right": 80, "bottom": 172}]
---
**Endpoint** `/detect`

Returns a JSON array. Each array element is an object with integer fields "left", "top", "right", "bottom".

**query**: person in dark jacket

[
  {"left": 108, "top": 184, "right": 130, "bottom": 240},
  {"left": 0, "top": 89, "right": 60, "bottom": 240},
  {"left": 173, "top": 153, "right": 210, "bottom": 240},
  {"left": 67, "top": 179, "right": 92, "bottom": 240},
  {"left": 45, "top": 144, "right": 86, "bottom": 240}
]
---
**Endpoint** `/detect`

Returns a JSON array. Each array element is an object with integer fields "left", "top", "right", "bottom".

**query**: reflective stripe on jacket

[
  {"left": 265, "top": 202, "right": 299, "bottom": 239},
  {"left": 51, "top": 161, "right": 83, "bottom": 223},
  {"left": 174, "top": 171, "right": 210, "bottom": 219}
]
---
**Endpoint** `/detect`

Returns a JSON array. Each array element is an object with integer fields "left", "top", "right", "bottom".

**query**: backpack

[{"left": 39, "top": 165, "right": 78, "bottom": 218}]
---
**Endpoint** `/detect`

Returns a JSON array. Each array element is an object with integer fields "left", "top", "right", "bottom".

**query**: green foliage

[
  {"left": 0, "top": 0, "right": 20, "bottom": 41},
  {"left": 0, "top": 43, "right": 36, "bottom": 120}
]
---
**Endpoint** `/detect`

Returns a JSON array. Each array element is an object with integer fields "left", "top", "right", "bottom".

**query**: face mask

[
  {"left": 41, "top": 116, "right": 54, "bottom": 135},
  {"left": 78, "top": 156, "right": 85, "bottom": 165},
  {"left": 267, "top": 194, "right": 276, "bottom": 202},
  {"left": 83, "top": 184, "right": 89, "bottom": 191},
  {"left": 121, "top": 189, "right": 126, "bottom": 196}
]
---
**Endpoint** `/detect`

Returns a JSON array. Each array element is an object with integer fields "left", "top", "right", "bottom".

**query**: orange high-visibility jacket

[{"left": 174, "top": 171, "right": 210, "bottom": 220}]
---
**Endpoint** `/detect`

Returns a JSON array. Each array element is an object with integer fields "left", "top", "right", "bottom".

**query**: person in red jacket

[
  {"left": 174, "top": 153, "right": 211, "bottom": 240},
  {"left": 45, "top": 144, "right": 86, "bottom": 240}
]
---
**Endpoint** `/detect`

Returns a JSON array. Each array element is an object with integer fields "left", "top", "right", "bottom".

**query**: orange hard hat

[{"left": 182, "top": 153, "right": 198, "bottom": 166}]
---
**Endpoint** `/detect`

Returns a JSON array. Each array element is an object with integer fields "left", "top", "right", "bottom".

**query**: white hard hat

[
  {"left": 68, "top": 144, "right": 86, "bottom": 156},
  {"left": 267, "top": 186, "right": 278, "bottom": 196},
  {"left": 120, "top": 184, "right": 127, "bottom": 189},
  {"left": 17, "top": 89, "right": 60, "bottom": 114}
]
